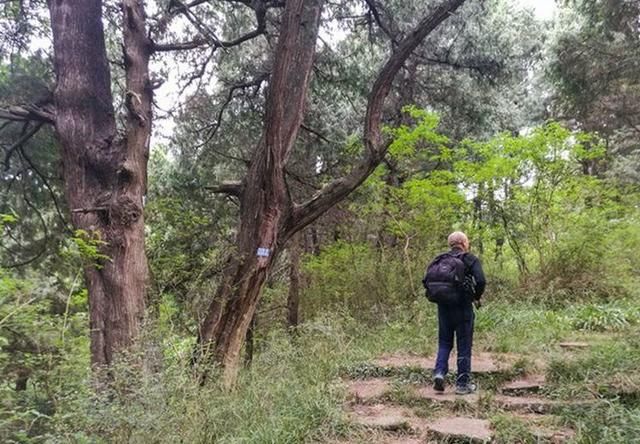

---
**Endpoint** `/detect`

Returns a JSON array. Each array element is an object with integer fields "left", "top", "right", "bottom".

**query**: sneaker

[
  {"left": 455, "top": 382, "right": 477, "bottom": 395},
  {"left": 433, "top": 374, "right": 445, "bottom": 392}
]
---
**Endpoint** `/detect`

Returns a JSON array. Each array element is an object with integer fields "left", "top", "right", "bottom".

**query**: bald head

[{"left": 448, "top": 231, "right": 469, "bottom": 251}]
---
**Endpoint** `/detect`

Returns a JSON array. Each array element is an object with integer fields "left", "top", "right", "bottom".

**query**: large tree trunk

[
  {"left": 197, "top": 0, "right": 468, "bottom": 387},
  {"left": 48, "top": 0, "right": 151, "bottom": 367}
]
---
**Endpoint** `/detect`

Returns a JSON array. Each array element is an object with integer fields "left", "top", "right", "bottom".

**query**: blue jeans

[{"left": 434, "top": 303, "right": 474, "bottom": 386}]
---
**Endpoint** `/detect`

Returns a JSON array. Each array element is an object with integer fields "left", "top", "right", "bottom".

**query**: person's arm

[{"left": 470, "top": 257, "right": 486, "bottom": 300}]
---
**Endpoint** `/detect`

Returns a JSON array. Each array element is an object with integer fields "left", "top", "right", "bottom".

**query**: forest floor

[
  {"left": 52, "top": 300, "right": 639, "bottom": 443},
  {"left": 310, "top": 302, "right": 640, "bottom": 444}
]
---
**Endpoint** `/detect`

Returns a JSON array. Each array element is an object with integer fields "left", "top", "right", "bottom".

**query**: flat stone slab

[
  {"left": 495, "top": 395, "right": 597, "bottom": 414},
  {"left": 501, "top": 375, "right": 545, "bottom": 395},
  {"left": 347, "top": 378, "right": 392, "bottom": 403},
  {"left": 372, "top": 352, "right": 516, "bottom": 375},
  {"left": 558, "top": 341, "right": 590, "bottom": 349},
  {"left": 348, "top": 404, "right": 419, "bottom": 432},
  {"left": 494, "top": 395, "right": 559, "bottom": 414},
  {"left": 413, "top": 385, "right": 480, "bottom": 404},
  {"left": 427, "top": 417, "right": 492, "bottom": 443}
]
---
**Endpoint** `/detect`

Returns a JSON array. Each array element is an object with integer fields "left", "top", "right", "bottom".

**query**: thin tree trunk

[
  {"left": 48, "top": 0, "right": 151, "bottom": 367},
  {"left": 287, "top": 232, "right": 302, "bottom": 331}
]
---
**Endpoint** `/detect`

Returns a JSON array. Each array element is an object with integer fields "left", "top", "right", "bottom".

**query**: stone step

[
  {"left": 346, "top": 378, "right": 392, "bottom": 403},
  {"left": 347, "top": 404, "right": 425, "bottom": 432},
  {"left": 501, "top": 375, "right": 545, "bottom": 395},
  {"left": 495, "top": 394, "right": 597, "bottom": 414},
  {"left": 371, "top": 352, "right": 518, "bottom": 375},
  {"left": 426, "top": 417, "right": 492, "bottom": 443},
  {"left": 494, "top": 394, "right": 560, "bottom": 414},
  {"left": 412, "top": 385, "right": 480, "bottom": 404},
  {"left": 534, "top": 427, "right": 575, "bottom": 443}
]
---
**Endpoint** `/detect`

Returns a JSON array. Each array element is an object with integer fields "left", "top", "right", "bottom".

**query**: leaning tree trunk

[
  {"left": 197, "top": 0, "right": 468, "bottom": 387},
  {"left": 196, "top": 0, "right": 323, "bottom": 386},
  {"left": 48, "top": 0, "right": 151, "bottom": 367}
]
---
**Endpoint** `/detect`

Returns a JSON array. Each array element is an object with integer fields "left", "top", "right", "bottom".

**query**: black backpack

[{"left": 422, "top": 252, "right": 467, "bottom": 305}]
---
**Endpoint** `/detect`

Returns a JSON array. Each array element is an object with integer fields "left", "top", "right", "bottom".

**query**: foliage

[
  {"left": 571, "top": 302, "right": 638, "bottom": 332},
  {"left": 302, "top": 241, "right": 417, "bottom": 321},
  {"left": 1, "top": 0, "right": 639, "bottom": 442},
  {"left": 62, "top": 230, "right": 111, "bottom": 268},
  {"left": 0, "top": 269, "right": 89, "bottom": 443},
  {"left": 338, "top": 112, "right": 640, "bottom": 306},
  {"left": 550, "top": 0, "right": 640, "bottom": 182}
]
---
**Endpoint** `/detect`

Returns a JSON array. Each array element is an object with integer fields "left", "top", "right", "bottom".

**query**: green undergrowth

[
  {"left": 490, "top": 414, "right": 538, "bottom": 444},
  {"left": 6, "top": 299, "right": 640, "bottom": 443}
]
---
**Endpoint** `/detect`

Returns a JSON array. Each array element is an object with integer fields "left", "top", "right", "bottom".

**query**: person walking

[{"left": 422, "top": 231, "right": 486, "bottom": 394}]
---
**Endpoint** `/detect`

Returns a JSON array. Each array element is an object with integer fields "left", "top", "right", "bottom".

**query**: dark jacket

[{"left": 449, "top": 247, "right": 486, "bottom": 301}]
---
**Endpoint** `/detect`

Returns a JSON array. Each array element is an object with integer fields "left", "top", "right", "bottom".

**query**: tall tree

[
  {"left": 196, "top": 0, "right": 469, "bottom": 386},
  {"left": 48, "top": 0, "right": 152, "bottom": 367},
  {"left": 0, "top": 0, "right": 153, "bottom": 368}
]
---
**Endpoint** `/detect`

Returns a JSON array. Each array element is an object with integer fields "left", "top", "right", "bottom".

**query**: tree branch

[
  {"left": 286, "top": 0, "right": 468, "bottom": 237},
  {"left": 18, "top": 146, "right": 71, "bottom": 232},
  {"left": 300, "top": 123, "right": 338, "bottom": 145},
  {"left": 2, "top": 122, "right": 44, "bottom": 171},
  {"left": 205, "top": 181, "right": 244, "bottom": 197},
  {"left": 152, "top": 0, "right": 272, "bottom": 52},
  {"left": 195, "top": 72, "right": 270, "bottom": 146},
  {"left": 363, "top": 0, "right": 397, "bottom": 44},
  {"left": 0, "top": 105, "right": 55, "bottom": 124}
]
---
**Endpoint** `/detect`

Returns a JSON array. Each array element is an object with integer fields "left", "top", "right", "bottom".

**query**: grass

[{"left": 9, "top": 298, "right": 638, "bottom": 443}]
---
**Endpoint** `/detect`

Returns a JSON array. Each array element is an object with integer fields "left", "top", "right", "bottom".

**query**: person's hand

[{"left": 474, "top": 300, "right": 482, "bottom": 309}]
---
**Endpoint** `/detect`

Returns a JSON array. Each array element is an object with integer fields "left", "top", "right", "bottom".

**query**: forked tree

[
  {"left": 197, "top": 0, "right": 469, "bottom": 386},
  {"left": 48, "top": 0, "right": 152, "bottom": 367},
  {"left": 0, "top": 0, "right": 153, "bottom": 368},
  {"left": 1, "top": 0, "right": 280, "bottom": 374}
]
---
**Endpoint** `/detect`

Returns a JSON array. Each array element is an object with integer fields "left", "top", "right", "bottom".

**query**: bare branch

[
  {"left": 0, "top": 105, "right": 55, "bottom": 124},
  {"left": 17, "top": 146, "right": 71, "bottom": 232},
  {"left": 201, "top": 72, "right": 270, "bottom": 143},
  {"left": 153, "top": 20, "right": 266, "bottom": 52},
  {"left": 300, "top": 123, "right": 338, "bottom": 146},
  {"left": 1, "top": 187, "right": 49, "bottom": 269},
  {"left": 3, "top": 122, "right": 44, "bottom": 170},
  {"left": 152, "top": 0, "right": 274, "bottom": 53},
  {"left": 363, "top": 0, "right": 397, "bottom": 44}
]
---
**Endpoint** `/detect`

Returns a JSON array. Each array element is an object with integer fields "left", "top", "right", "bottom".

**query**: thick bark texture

[
  {"left": 48, "top": 0, "right": 151, "bottom": 367},
  {"left": 197, "top": 0, "right": 468, "bottom": 387}
]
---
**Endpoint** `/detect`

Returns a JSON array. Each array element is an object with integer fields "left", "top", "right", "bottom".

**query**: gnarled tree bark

[
  {"left": 196, "top": 0, "right": 468, "bottom": 387},
  {"left": 47, "top": 0, "right": 152, "bottom": 368}
]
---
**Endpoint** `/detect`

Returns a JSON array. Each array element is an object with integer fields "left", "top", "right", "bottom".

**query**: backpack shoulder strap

[{"left": 451, "top": 251, "right": 473, "bottom": 274}]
